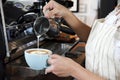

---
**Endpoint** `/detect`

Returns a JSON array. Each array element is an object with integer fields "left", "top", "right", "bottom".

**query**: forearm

[
  {"left": 71, "top": 64, "right": 105, "bottom": 80},
  {"left": 63, "top": 10, "right": 91, "bottom": 42}
]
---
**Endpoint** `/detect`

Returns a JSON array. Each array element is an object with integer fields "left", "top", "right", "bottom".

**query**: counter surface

[{"left": 6, "top": 40, "right": 85, "bottom": 80}]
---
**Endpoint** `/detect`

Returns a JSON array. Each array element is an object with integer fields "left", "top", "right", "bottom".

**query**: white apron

[{"left": 85, "top": 7, "right": 120, "bottom": 80}]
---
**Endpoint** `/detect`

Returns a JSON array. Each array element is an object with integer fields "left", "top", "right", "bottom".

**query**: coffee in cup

[{"left": 24, "top": 48, "right": 52, "bottom": 70}]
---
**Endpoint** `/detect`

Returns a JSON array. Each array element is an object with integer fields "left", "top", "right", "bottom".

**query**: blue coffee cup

[{"left": 24, "top": 48, "right": 52, "bottom": 70}]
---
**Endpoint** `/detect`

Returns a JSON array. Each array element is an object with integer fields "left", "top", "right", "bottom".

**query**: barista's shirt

[{"left": 85, "top": 4, "right": 120, "bottom": 80}]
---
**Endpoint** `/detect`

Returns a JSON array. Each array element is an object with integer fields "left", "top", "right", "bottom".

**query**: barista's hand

[
  {"left": 43, "top": 0, "right": 70, "bottom": 18},
  {"left": 45, "top": 54, "right": 80, "bottom": 77}
]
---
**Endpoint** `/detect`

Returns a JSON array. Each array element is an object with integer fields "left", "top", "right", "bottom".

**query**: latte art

[{"left": 27, "top": 50, "right": 49, "bottom": 55}]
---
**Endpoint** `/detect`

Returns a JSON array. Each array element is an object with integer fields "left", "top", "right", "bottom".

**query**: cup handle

[
  {"left": 46, "top": 58, "right": 50, "bottom": 67},
  {"left": 37, "top": 58, "right": 50, "bottom": 75}
]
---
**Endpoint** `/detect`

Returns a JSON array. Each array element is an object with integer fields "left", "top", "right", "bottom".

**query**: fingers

[
  {"left": 45, "top": 54, "right": 61, "bottom": 74},
  {"left": 45, "top": 54, "right": 62, "bottom": 74},
  {"left": 47, "top": 54, "right": 60, "bottom": 64},
  {"left": 50, "top": 9, "right": 62, "bottom": 18},
  {"left": 45, "top": 10, "right": 55, "bottom": 18},
  {"left": 43, "top": 8, "right": 59, "bottom": 18},
  {"left": 43, "top": 0, "right": 55, "bottom": 14},
  {"left": 45, "top": 65, "right": 54, "bottom": 74},
  {"left": 43, "top": 0, "right": 62, "bottom": 18}
]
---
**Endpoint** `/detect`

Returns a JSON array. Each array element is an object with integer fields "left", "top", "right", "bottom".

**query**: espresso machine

[{"left": 0, "top": 0, "right": 78, "bottom": 80}]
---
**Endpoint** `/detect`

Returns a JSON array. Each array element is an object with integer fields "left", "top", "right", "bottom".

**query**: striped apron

[{"left": 85, "top": 16, "right": 120, "bottom": 80}]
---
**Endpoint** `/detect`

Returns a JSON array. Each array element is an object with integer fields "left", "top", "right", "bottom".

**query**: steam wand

[{"left": 0, "top": 0, "right": 10, "bottom": 57}]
